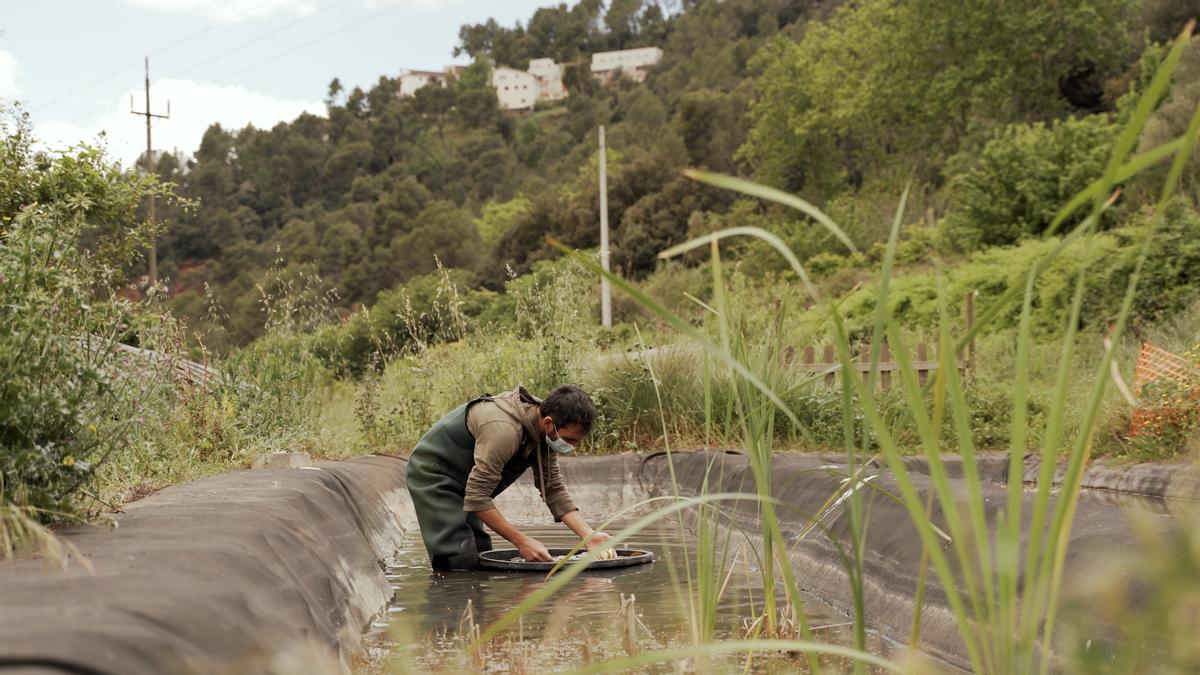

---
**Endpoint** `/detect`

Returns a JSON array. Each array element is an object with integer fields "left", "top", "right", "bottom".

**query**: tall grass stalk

[{"left": 630, "top": 322, "right": 703, "bottom": 648}]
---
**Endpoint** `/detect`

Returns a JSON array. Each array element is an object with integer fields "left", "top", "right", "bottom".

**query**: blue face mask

[{"left": 546, "top": 423, "right": 575, "bottom": 454}]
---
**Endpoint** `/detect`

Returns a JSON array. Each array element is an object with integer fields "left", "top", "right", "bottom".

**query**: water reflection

[
  {"left": 377, "top": 525, "right": 680, "bottom": 638},
  {"left": 372, "top": 523, "right": 838, "bottom": 640},
  {"left": 405, "top": 563, "right": 655, "bottom": 636},
  {"left": 364, "top": 523, "right": 857, "bottom": 673}
]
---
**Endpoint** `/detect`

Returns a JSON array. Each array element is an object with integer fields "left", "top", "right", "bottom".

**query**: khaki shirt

[{"left": 463, "top": 387, "right": 577, "bottom": 520}]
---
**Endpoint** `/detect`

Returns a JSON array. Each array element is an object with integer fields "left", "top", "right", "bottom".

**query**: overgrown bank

[{"left": 4, "top": 112, "right": 1199, "bottom": 563}]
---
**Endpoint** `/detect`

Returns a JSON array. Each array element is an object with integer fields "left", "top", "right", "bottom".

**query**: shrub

[
  {"left": 1, "top": 116, "right": 168, "bottom": 522},
  {"left": 944, "top": 115, "right": 1118, "bottom": 250},
  {"left": 1123, "top": 198, "right": 1200, "bottom": 324}
]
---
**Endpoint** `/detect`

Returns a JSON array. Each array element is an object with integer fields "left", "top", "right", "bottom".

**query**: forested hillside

[{"left": 148, "top": 0, "right": 1198, "bottom": 351}]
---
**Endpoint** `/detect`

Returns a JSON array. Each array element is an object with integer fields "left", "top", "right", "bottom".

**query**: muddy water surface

[
  {"left": 360, "top": 521, "right": 868, "bottom": 672},
  {"left": 362, "top": 521, "right": 858, "bottom": 672}
]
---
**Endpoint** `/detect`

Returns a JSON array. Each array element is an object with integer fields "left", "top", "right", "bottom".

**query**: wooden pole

[
  {"left": 966, "top": 291, "right": 976, "bottom": 376},
  {"left": 130, "top": 57, "right": 169, "bottom": 290},
  {"left": 598, "top": 126, "right": 612, "bottom": 328}
]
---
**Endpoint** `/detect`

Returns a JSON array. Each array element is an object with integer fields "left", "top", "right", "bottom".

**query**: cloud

[
  {"left": 124, "top": 0, "right": 319, "bottom": 22},
  {"left": 35, "top": 79, "right": 323, "bottom": 168},
  {"left": 126, "top": 0, "right": 460, "bottom": 21},
  {"left": 0, "top": 50, "right": 20, "bottom": 99},
  {"left": 364, "top": 0, "right": 464, "bottom": 7}
]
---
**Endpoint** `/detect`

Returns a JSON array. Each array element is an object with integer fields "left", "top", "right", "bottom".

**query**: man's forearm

[
  {"left": 475, "top": 507, "right": 553, "bottom": 562},
  {"left": 559, "top": 509, "right": 593, "bottom": 540}
]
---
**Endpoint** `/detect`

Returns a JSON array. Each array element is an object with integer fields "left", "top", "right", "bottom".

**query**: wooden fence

[
  {"left": 789, "top": 293, "right": 976, "bottom": 390},
  {"left": 791, "top": 342, "right": 969, "bottom": 389}
]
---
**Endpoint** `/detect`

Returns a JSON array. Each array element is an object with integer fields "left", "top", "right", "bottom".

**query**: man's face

[{"left": 540, "top": 415, "right": 586, "bottom": 449}]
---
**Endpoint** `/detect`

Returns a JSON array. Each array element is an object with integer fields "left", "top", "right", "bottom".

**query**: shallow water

[{"left": 363, "top": 520, "right": 857, "bottom": 673}]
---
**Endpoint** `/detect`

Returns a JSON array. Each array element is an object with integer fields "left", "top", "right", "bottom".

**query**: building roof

[
  {"left": 401, "top": 69, "right": 447, "bottom": 78},
  {"left": 590, "top": 47, "right": 663, "bottom": 72}
]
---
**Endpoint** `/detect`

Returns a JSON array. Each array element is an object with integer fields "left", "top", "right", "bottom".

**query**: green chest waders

[{"left": 405, "top": 396, "right": 536, "bottom": 571}]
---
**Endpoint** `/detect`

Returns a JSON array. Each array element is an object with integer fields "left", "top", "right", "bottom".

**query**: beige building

[
  {"left": 398, "top": 69, "right": 448, "bottom": 98},
  {"left": 491, "top": 66, "right": 540, "bottom": 110},
  {"left": 591, "top": 47, "right": 663, "bottom": 84},
  {"left": 527, "top": 57, "right": 568, "bottom": 102}
]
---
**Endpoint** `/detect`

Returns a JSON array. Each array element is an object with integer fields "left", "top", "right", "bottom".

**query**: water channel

[{"left": 360, "top": 520, "right": 868, "bottom": 673}]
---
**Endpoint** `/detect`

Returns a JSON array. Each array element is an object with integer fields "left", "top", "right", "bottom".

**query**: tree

[
  {"left": 605, "top": 0, "right": 643, "bottom": 48},
  {"left": 1138, "top": 37, "right": 1200, "bottom": 202},
  {"left": 1144, "top": 0, "right": 1200, "bottom": 44},
  {"left": 742, "top": 0, "right": 1140, "bottom": 197},
  {"left": 456, "top": 17, "right": 528, "bottom": 66},
  {"left": 389, "top": 201, "right": 483, "bottom": 283},
  {"left": 1, "top": 111, "right": 180, "bottom": 519},
  {"left": 325, "top": 77, "right": 343, "bottom": 107},
  {"left": 526, "top": 1, "right": 605, "bottom": 62},
  {"left": 475, "top": 196, "right": 533, "bottom": 249},
  {"left": 675, "top": 87, "right": 746, "bottom": 171},
  {"left": 617, "top": 174, "right": 732, "bottom": 274},
  {"left": 944, "top": 115, "right": 1118, "bottom": 250}
]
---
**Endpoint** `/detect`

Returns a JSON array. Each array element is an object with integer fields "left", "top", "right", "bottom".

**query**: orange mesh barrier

[{"left": 1130, "top": 342, "right": 1200, "bottom": 437}]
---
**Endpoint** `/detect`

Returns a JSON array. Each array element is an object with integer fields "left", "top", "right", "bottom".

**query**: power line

[
  {"left": 58, "top": 0, "right": 354, "bottom": 126},
  {"left": 212, "top": 2, "right": 403, "bottom": 84},
  {"left": 56, "top": 0, "right": 400, "bottom": 128},
  {"left": 32, "top": 0, "right": 281, "bottom": 113},
  {"left": 52, "top": 0, "right": 355, "bottom": 125},
  {"left": 171, "top": 0, "right": 353, "bottom": 80}
]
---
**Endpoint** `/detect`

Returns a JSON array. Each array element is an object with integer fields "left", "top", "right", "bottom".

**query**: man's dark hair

[{"left": 541, "top": 384, "right": 597, "bottom": 433}]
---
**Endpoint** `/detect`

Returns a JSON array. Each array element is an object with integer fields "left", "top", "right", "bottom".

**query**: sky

[{"left": 1, "top": 0, "right": 554, "bottom": 167}]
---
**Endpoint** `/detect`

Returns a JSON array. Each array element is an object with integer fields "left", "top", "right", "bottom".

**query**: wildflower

[{"left": 62, "top": 455, "right": 75, "bottom": 467}]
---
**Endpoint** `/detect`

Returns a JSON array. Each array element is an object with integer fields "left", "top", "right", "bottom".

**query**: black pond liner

[{"left": 479, "top": 548, "right": 657, "bottom": 572}]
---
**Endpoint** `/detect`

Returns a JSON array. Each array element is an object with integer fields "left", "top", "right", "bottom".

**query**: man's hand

[
  {"left": 561, "top": 512, "right": 616, "bottom": 559},
  {"left": 585, "top": 531, "right": 612, "bottom": 551},
  {"left": 517, "top": 536, "right": 553, "bottom": 562},
  {"left": 585, "top": 531, "right": 617, "bottom": 560},
  {"left": 475, "top": 508, "right": 553, "bottom": 562}
]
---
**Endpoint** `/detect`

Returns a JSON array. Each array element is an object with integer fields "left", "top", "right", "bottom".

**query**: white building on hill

[
  {"left": 399, "top": 69, "right": 448, "bottom": 97},
  {"left": 491, "top": 66, "right": 540, "bottom": 111},
  {"left": 527, "top": 58, "right": 568, "bottom": 102},
  {"left": 591, "top": 47, "right": 663, "bottom": 84}
]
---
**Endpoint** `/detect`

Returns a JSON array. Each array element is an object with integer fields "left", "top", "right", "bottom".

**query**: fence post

[
  {"left": 881, "top": 342, "right": 893, "bottom": 390},
  {"left": 823, "top": 345, "right": 836, "bottom": 386},
  {"left": 860, "top": 342, "right": 871, "bottom": 387},
  {"left": 966, "top": 291, "right": 976, "bottom": 377},
  {"left": 917, "top": 342, "right": 929, "bottom": 386}
]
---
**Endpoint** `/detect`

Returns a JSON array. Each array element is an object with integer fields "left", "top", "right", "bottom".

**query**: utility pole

[
  {"left": 598, "top": 126, "right": 612, "bottom": 328},
  {"left": 130, "top": 56, "right": 169, "bottom": 289}
]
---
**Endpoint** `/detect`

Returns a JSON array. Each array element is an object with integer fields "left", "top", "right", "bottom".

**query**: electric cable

[
  {"left": 53, "top": 0, "right": 401, "bottom": 128},
  {"left": 171, "top": 0, "right": 353, "bottom": 80},
  {"left": 32, "top": 0, "right": 281, "bottom": 113},
  {"left": 212, "top": 1, "right": 403, "bottom": 84},
  {"left": 58, "top": 0, "right": 357, "bottom": 126}
]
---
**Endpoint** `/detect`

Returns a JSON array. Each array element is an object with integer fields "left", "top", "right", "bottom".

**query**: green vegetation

[
  {"left": 0, "top": 113, "right": 356, "bottom": 559},
  {"left": 1, "top": 117, "right": 166, "bottom": 523},
  {"left": 432, "top": 23, "right": 1200, "bottom": 675},
  {"left": 5, "top": 0, "right": 1200, "bottom": 670}
]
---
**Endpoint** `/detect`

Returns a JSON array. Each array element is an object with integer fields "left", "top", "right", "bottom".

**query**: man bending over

[{"left": 404, "top": 385, "right": 611, "bottom": 570}]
